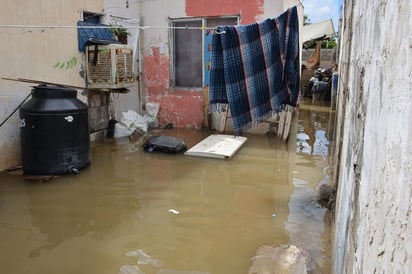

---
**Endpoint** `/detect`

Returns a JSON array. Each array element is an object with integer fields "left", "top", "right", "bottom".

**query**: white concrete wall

[
  {"left": 0, "top": 0, "right": 142, "bottom": 171},
  {"left": 139, "top": 0, "right": 185, "bottom": 60},
  {"left": 0, "top": 0, "right": 104, "bottom": 171},
  {"left": 103, "top": 0, "right": 143, "bottom": 119},
  {"left": 333, "top": 0, "right": 412, "bottom": 273}
]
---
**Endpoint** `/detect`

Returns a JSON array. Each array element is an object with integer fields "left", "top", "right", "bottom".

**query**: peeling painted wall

[
  {"left": 0, "top": 0, "right": 303, "bottom": 170},
  {"left": 140, "top": 0, "right": 302, "bottom": 129},
  {"left": 185, "top": 0, "right": 265, "bottom": 24},
  {"left": 332, "top": 0, "right": 412, "bottom": 273}
]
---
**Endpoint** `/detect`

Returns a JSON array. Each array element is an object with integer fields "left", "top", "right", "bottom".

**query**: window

[
  {"left": 83, "top": 11, "right": 102, "bottom": 24},
  {"left": 170, "top": 17, "right": 238, "bottom": 88}
]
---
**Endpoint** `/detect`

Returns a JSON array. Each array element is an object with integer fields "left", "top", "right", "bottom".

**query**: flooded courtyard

[{"left": 0, "top": 100, "right": 334, "bottom": 274}]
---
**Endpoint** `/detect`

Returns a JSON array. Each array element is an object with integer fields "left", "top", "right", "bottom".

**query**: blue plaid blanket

[{"left": 209, "top": 7, "right": 300, "bottom": 131}]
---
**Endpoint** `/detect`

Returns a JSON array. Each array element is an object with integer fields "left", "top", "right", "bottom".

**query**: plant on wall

[
  {"left": 108, "top": 23, "right": 130, "bottom": 44},
  {"left": 304, "top": 38, "right": 337, "bottom": 49}
]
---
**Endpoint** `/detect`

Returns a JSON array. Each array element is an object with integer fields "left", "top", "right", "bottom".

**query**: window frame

[{"left": 169, "top": 16, "right": 239, "bottom": 89}]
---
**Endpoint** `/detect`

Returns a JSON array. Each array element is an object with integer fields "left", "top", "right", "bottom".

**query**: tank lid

[{"left": 31, "top": 85, "right": 77, "bottom": 98}]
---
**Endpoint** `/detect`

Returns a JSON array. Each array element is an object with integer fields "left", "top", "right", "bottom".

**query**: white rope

[{"left": 0, "top": 24, "right": 215, "bottom": 30}]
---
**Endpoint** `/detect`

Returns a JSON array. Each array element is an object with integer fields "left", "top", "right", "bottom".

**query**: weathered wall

[
  {"left": 185, "top": 0, "right": 265, "bottom": 23},
  {"left": 302, "top": 48, "right": 336, "bottom": 68},
  {"left": 141, "top": 0, "right": 270, "bottom": 128},
  {"left": 0, "top": 0, "right": 103, "bottom": 171},
  {"left": 141, "top": 0, "right": 302, "bottom": 128},
  {"left": 0, "top": 0, "right": 142, "bottom": 171},
  {"left": 103, "top": 0, "right": 143, "bottom": 123},
  {"left": 0, "top": 0, "right": 303, "bottom": 170},
  {"left": 332, "top": 0, "right": 412, "bottom": 273}
]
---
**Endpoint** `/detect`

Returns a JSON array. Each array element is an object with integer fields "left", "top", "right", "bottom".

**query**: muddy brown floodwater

[{"left": 0, "top": 99, "right": 334, "bottom": 274}]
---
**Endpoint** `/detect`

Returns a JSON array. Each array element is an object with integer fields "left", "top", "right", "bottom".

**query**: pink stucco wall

[
  {"left": 186, "top": 0, "right": 264, "bottom": 24},
  {"left": 144, "top": 0, "right": 265, "bottom": 128},
  {"left": 144, "top": 47, "right": 204, "bottom": 128},
  {"left": 144, "top": 47, "right": 169, "bottom": 96}
]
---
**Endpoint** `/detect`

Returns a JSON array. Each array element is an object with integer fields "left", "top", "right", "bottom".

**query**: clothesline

[{"left": 0, "top": 24, "right": 219, "bottom": 30}]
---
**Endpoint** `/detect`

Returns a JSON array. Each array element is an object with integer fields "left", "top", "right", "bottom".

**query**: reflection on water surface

[{"left": 0, "top": 100, "right": 333, "bottom": 274}]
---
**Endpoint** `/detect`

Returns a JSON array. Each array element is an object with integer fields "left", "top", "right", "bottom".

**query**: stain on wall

[
  {"left": 148, "top": 90, "right": 203, "bottom": 128},
  {"left": 185, "top": 0, "right": 264, "bottom": 24},
  {"left": 144, "top": 44, "right": 204, "bottom": 128},
  {"left": 143, "top": 0, "right": 265, "bottom": 129},
  {"left": 144, "top": 47, "right": 169, "bottom": 96},
  {"left": 332, "top": 0, "right": 412, "bottom": 273}
]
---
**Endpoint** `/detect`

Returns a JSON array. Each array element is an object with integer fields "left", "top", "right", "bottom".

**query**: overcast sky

[{"left": 302, "top": 0, "right": 342, "bottom": 30}]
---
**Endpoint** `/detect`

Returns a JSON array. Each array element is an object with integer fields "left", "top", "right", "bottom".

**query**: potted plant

[{"left": 108, "top": 23, "right": 130, "bottom": 44}]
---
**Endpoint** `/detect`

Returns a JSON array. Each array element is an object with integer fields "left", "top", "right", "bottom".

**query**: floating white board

[{"left": 184, "top": 134, "right": 248, "bottom": 159}]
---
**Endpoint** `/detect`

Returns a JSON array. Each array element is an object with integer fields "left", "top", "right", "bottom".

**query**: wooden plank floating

[
  {"left": 24, "top": 175, "right": 59, "bottom": 182},
  {"left": 185, "top": 134, "right": 248, "bottom": 159},
  {"left": 213, "top": 104, "right": 294, "bottom": 141},
  {"left": 282, "top": 105, "right": 293, "bottom": 141},
  {"left": 219, "top": 104, "right": 229, "bottom": 132},
  {"left": 277, "top": 110, "right": 286, "bottom": 137},
  {"left": 6, "top": 166, "right": 59, "bottom": 182}
]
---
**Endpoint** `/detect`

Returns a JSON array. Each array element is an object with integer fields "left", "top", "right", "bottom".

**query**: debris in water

[
  {"left": 125, "top": 249, "right": 163, "bottom": 267},
  {"left": 118, "top": 264, "right": 144, "bottom": 274},
  {"left": 249, "top": 244, "right": 314, "bottom": 274},
  {"left": 157, "top": 270, "right": 210, "bottom": 274},
  {"left": 168, "top": 209, "right": 180, "bottom": 214}
]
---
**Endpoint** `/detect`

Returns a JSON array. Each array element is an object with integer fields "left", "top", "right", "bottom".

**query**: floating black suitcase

[{"left": 143, "top": 135, "right": 187, "bottom": 153}]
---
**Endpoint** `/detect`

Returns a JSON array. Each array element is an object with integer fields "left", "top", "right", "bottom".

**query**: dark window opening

[
  {"left": 173, "top": 20, "right": 202, "bottom": 87},
  {"left": 171, "top": 17, "right": 238, "bottom": 88}
]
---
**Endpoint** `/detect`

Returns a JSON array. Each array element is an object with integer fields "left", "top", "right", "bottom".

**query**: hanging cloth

[
  {"left": 209, "top": 6, "right": 300, "bottom": 131},
  {"left": 302, "top": 41, "right": 321, "bottom": 69}
]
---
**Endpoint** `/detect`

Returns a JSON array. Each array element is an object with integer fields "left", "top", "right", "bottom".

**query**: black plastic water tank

[{"left": 19, "top": 85, "right": 90, "bottom": 175}]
